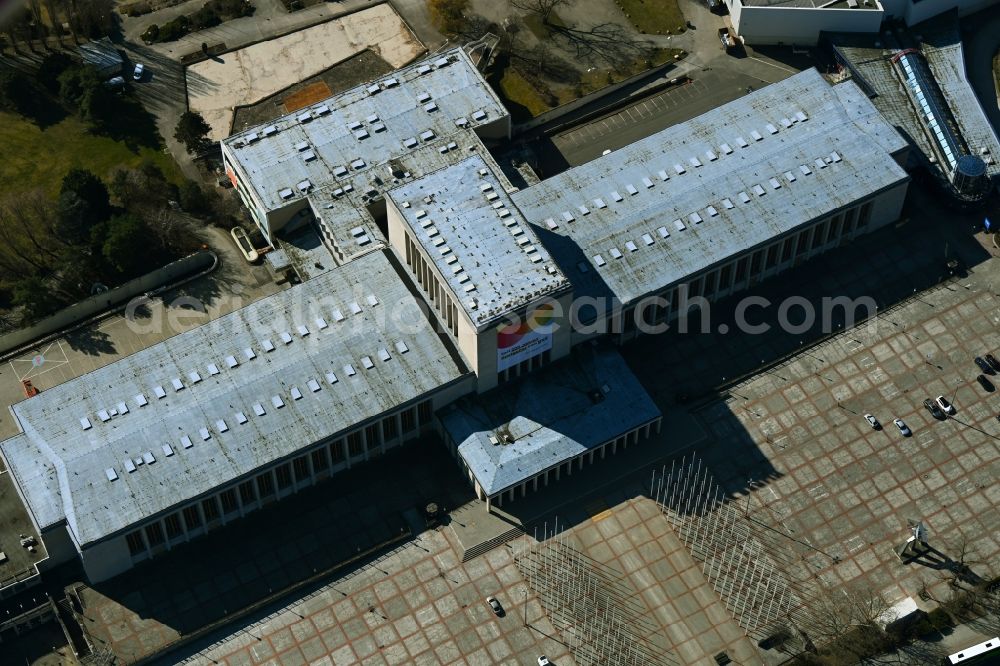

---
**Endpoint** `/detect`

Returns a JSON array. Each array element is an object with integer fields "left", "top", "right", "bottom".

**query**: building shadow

[{"left": 73, "top": 439, "right": 473, "bottom": 663}]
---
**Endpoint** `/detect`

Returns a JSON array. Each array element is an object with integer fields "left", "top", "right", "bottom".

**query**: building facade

[
  {"left": 0, "top": 57, "right": 916, "bottom": 584},
  {"left": 725, "top": 0, "right": 1000, "bottom": 46}
]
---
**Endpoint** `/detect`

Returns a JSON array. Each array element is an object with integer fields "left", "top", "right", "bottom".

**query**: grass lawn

[
  {"left": 616, "top": 0, "right": 686, "bottom": 35},
  {"left": 497, "top": 70, "right": 556, "bottom": 122},
  {"left": 0, "top": 111, "right": 183, "bottom": 198},
  {"left": 579, "top": 47, "right": 685, "bottom": 91},
  {"left": 493, "top": 46, "right": 686, "bottom": 122},
  {"left": 522, "top": 10, "right": 566, "bottom": 41}
]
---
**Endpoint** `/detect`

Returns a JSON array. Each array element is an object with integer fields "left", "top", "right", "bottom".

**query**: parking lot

[{"left": 551, "top": 64, "right": 791, "bottom": 166}]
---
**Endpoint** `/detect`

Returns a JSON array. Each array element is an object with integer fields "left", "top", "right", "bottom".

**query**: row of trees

[
  {"left": 0, "top": 0, "right": 115, "bottom": 48},
  {"left": 141, "top": 0, "right": 254, "bottom": 44},
  {"left": 429, "top": 0, "right": 656, "bottom": 99},
  {"left": 0, "top": 166, "right": 207, "bottom": 327},
  {"left": 0, "top": 54, "right": 117, "bottom": 126}
]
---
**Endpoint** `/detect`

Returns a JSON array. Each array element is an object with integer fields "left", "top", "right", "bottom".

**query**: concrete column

[
  {"left": 577, "top": 456, "right": 584, "bottom": 470},
  {"left": 196, "top": 501, "right": 208, "bottom": 532},
  {"left": 555, "top": 465, "right": 561, "bottom": 480},
  {"left": 486, "top": 495, "right": 492, "bottom": 511},
  {"left": 391, "top": 413, "right": 402, "bottom": 445},
  {"left": 544, "top": 469, "right": 550, "bottom": 485},
  {"left": 521, "top": 482, "right": 527, "bottom": 497},
  {"left": 612, "top": 439, "right": 618, "bottom": 454},
  {"left": 533, "top": 476, "right": 539, "bottom": 491},
  {"left": 306, "top": 451, "right": 316, "bottom": 482},
  {"left": 235, "top": 485, "right": 246, "bottom": 517}
]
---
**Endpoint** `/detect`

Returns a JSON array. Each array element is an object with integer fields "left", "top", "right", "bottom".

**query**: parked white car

[
  {"left": 893, "top": 418, "right": 911, "bottom": 437},
  {"left": 935, "top": 395, "right": 955, "bottom": 415}
]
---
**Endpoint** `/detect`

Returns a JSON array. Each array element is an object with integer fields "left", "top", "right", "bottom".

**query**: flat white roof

[
  {"left": 388, "top": 155, "right": 570, "bottom": 330},
  {"left": 0, "top": 251, "right": 470, "bottom": 547},
  {"left": 512, "top": 69, "right": 909, "bottom": 307},
  {"left": 222, "top": 48, "right": 509, "bottom": 213},
  {"left": 443, "top": 348, "right": 660, "bottom": 496}
]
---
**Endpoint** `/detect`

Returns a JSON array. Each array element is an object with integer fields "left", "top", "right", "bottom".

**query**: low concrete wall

[
  {"left": 512, "top": 58, "right": 682, "bottom": 135},
  {"left": 0, "top": 251, "right": 217, "bottom": 358}
]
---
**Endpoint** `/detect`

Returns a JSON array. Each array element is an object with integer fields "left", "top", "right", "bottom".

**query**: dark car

[
  {"left": 923, "top": 399, "right": 945, "bottom": 420},
  {"left": 977, "top": 374, "right": 995, "bottom": 392},
  {"left": 975, "top": 357, "right": 994, "bottom": 374},
  {"left": 987, "top": 354, "right": 1000, "bottom": 372}
]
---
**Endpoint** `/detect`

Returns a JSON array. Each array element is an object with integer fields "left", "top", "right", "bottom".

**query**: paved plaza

[
  {"left": 698, "top": 273, "right": 1000, "bottom": 608},
  {"left": 169, "top": 495, "right": 762, "bottom": 666},
  {"left": 103, "top": 190, "right": 1000, "bottom": 665}
]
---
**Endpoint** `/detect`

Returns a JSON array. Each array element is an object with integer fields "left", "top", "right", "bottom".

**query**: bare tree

[
  {"left": 510, "top": 0, "right": 651, "bottom": 69},
  {"left": 793, "top": 583, "right": 895, "bottom": 665},
  {"left": 916, "top": 532, "right": 999, "bottom": 626},
  {"left": 509, "top": 0, "right": 569, "bottom": 24}
]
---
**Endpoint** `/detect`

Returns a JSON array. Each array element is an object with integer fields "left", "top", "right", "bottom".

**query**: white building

[
  {"left": 724, "top": 0, "right": 1000, "bottom": 45},
  {"left": 386, "top": 154, "right": 574, "bottom": 392},
  {"left": 0, "top": 252, "right": 473, "bottom": 582},
  {"left": 220, "top": 47, "right": 510, "bottom": 261},
  {"left": 512, "top": 68, "right": 910, "bottom": 344},
  {"left": 0, "top": 62, "right": 914, "bottom": 583}
]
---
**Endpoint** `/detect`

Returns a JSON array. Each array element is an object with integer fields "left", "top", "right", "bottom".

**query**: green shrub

[
  {"left": 158, "top": 16, "right": 190, "bottom": 42},
  {"left": 190, "top": 6, "right": 221, "bottom": 29},
  {"left": 141, "top": 23, "right": 159, "bottom": 43}
]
